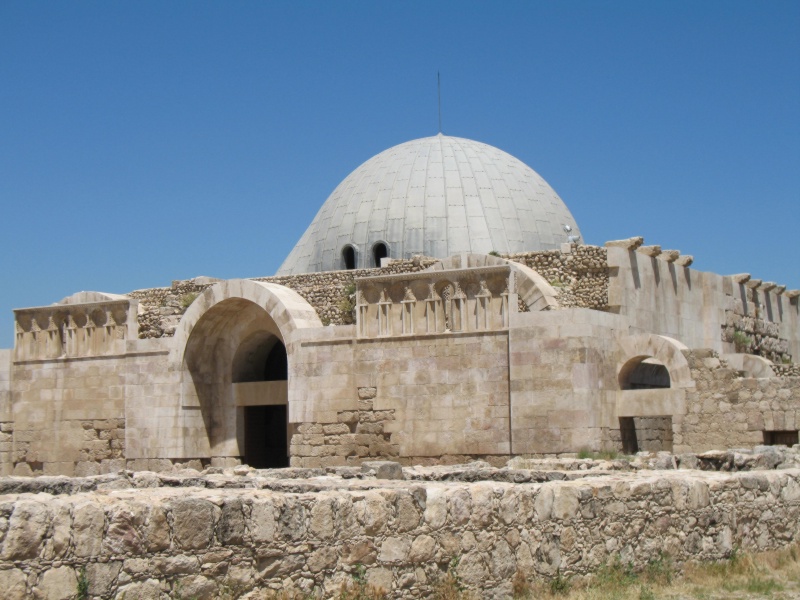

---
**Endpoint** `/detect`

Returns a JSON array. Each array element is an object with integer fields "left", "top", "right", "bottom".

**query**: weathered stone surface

[
  {"left": 361, "top": 461, "right": 404, "bottom": 480},
  {"left": 86, "top": 561, "right": 122, "bottom": 596},
  {"left": 0, "top": 465, "right": 795, "bottom": 599},
  {"left": 2, "top": 500, "right": 50, "bottom": 560},
  {"left": 171, "top": 498, "right": 217, "bottom": 550},
  {"left": 116, "top": 578, "right": 162, "bottom": 600},
  {"left": 37, "top": 566, "right": 76, "bottom": 600},
  {"left": 0, "top": 568, "right": 27, "bottom": 600}
]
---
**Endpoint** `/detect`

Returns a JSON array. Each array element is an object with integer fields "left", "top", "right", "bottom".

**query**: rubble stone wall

[
  {"left": 129, "top": 258, "right": 439, "bottom": 338},
  {"left": 502, "top": 244, "right": 609, "bottom": 310},
  {"left": 677, "top": 349, "right": 800, "bottom": 453},
  {"left": 126, "top": 246, "right": 611, "bottom": 339},
  {"left": 0, "top": 469, "right": 797, "bottom": 599},
  {"left": 722, "top": 284, "right": 792, "bottom": 363}
]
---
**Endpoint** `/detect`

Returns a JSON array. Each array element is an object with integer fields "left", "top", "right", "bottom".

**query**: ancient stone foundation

[{"left": 0, "top": 464, "right": 797, "bottom": 599}]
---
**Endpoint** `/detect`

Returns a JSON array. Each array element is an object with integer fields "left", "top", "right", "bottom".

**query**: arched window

[
  {"left": 342, "top": 245, "right": 356, "bottom": 270},
  {"left": 372, "top": 242, "right": 389, "bottom": 267},
  {"left": 619, "top": 357, "right": 671, "bottom": 390}
]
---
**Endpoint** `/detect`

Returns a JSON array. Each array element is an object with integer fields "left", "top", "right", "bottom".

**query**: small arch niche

[
  {"left": 372, "top": 242, "right": 389, "bottom": 267},
  {"left": 341, "top": 245, "right": 356, "bottom": 270},
  {"left": 619, "top": 356, "right": 671, "bottom": 390}
]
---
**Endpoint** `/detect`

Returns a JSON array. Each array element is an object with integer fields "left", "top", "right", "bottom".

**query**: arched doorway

[
  {"left": 176, "top": 280, "right": 322, "bottom": 468},
  {"left": 232, "top": 332, "right": 289, "bottom": 468}
]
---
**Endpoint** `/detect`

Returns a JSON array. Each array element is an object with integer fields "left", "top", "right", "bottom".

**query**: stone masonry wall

[
  {"left": 126, "top": 246, "right": 610, "bottom": 338},
  {"left": 129, "top": 258, "right": 439, "bottom": 338},
  {"left": 0, "top": 468, "right": 797, "bottom": 599},
  {"left": 722, "top": 283, "right": 792, "bottom": 363},
  {"left": 290, "top": 386, "right": 401, "bottom": 468},
  {"left": 9, "top": 419, "right": 126, "bottom": 478},
  {"left": 677, "top": 349, "right": 800, "bottom": 453},
  {"left": 502, "top": 244, "right": 609, "bottom": 310}
]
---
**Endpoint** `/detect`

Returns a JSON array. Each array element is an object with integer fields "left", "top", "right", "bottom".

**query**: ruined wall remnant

[
  {"left": 0, "top": 468, "right": 797, "bottom": 599},
  {"left": 678, "top": 349, "right": 800, "bottom": 452},
  {"left": 126, "top": 246, "right": 612, "bottom": 339},
  {"left": 502, "top": 244, "right": 609, "bottom": 310}
]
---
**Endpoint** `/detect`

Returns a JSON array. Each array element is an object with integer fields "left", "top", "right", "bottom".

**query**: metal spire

[{"left": 437, "top": 71, "right": 442, "bottom": 134}]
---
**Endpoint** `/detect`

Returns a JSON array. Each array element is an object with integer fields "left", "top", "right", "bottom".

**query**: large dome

[{"left": 277, "top": 134, "right": 582, "bottom": 274}]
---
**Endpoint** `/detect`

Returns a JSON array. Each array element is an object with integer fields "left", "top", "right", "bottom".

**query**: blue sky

[{"left": 1, "top": 1, "right": 798, "bottom": 345}]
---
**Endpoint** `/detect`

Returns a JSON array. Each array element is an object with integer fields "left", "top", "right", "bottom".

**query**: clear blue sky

[{"left": 1, "top": 1, "right": 798, "bottom": 345}]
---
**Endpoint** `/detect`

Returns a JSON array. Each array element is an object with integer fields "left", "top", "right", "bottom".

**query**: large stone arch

[
  {"left": 175, "top": 280, "right": 322, "bottom": 462},
  {"left": 425, "top": 253, "right": 559, "bottom": 311}
]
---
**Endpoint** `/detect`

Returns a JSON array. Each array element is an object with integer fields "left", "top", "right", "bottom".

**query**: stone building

[{"left": 1, "top": 134, "right": 798, "bottom": 476}]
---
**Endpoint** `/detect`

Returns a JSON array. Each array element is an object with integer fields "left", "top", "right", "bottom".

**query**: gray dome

[{"left": 277, "top": 134, "right": 582, "bottom": 274}]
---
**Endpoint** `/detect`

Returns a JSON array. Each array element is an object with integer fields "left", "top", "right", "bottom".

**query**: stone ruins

[{"left": 0, "top": 133, "right": 797, "bottom": 596}]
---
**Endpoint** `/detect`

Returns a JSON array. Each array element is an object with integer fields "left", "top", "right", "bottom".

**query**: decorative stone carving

[
  {"left": 675, "top": 255, "right": 694, "bottom": 267},
  {"left": 13, "top": 299, "right": 136, "bottom": 360},
  {"left": 354, "top": 266, "right": 512, "bottom": 338},
  {"left": 731, "top": 273, "right": 751, "bottom": 284}
]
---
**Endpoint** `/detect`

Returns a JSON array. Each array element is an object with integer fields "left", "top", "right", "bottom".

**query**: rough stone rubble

[{"left": 0, "top": 447, "right": 798, "bottom": 599}]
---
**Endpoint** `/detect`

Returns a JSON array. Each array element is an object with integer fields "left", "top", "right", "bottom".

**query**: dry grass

[
  {"left": 233, "top": 544, "right": 800, "bottom": 599},
  {"left": 509, "top": 543, "right": 800, "bottom": 600}
]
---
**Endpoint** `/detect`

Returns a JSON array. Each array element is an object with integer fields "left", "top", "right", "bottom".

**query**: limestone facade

[{"left": 0, "top": 241, "right": 798, "bottom": 476}]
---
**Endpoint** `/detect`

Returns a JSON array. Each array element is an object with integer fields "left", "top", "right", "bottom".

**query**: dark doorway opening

[
  {"left": 619, "top": 417, "right": 638, "bottom": 454},
  {"left": 618, "top": 416, "right": 674, "bottom": 454},
  {"left": 373, "top": 242, "right": 388, "bottom": 267},
  {"left": 244, "top": 405, "right": 288, "bottom": 468}
]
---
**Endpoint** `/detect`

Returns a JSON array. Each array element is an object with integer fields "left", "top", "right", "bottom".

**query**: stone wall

[
  {"left": 677, "top": 349, "right": 800, "bottom": 452},
  {"left": 606, "top": 243, "right": 800, "bottom": 359},
  {"left": 0, "top": 468, "right": 797, "bottom": 599},
  {"left": 290, "top": 329, "right": 511, "bottom": 463},
  {"left": 775, "top": 363, "right": 800, "bottom": 377},
  {"left": 7, "top": 355, "right": 128, "bottom": 477},
  {"left": 129, "top": 258, "right": 439, "bottom": 338},
  {"left": 125, "top": 246, "right": 611, "bottom": 340},
  {"left": 722, "top": 283, "right": 792, "bottom": 363},
  {"left": 502, "top": 244, "right": 609, "bottom": 310}
]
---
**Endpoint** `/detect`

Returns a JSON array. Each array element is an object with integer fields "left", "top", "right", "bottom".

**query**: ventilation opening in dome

[
  {"left": 342, "top": 245, "right": 356, "bottom": 270},
  {"left": 372, "top": 242, "right": 388, "bottom": 267}
]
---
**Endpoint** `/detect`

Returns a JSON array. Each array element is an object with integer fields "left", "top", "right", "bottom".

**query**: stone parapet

[{"left": 13, "top": 299, "right": 137, "bottom": 361}]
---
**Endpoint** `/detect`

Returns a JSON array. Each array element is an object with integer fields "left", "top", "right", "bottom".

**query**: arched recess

[
  {"left": 372, "top": 241, "right": 389, "bottom": 267},
  {"left": 175, "top": 280, "right": 322, "bottom": 465},
  {"left": 619, "top": 357, "right": 671, "bottom": 389},
  {"left": 615, "top": 334, "right": 693, "bottom": 389},
  {"left": 614, "top": 334, "right": 693, "bottom": 454},
  {"left": 341, "top": 244, "right": 358, "bottom": 270},
  {"left": 425, "top": 253, "right": 560, "bottom": 311}
]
